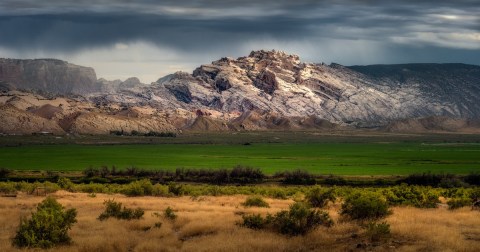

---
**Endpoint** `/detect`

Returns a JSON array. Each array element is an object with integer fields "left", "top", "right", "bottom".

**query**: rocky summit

[{"left": 1, "top": 50, "right": 480, "bottom": 135}]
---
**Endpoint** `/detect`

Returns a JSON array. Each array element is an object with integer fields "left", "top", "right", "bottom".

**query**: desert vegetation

[
  {"left": 0, "top": 189, "right": 478, "bottom": 251},
  {"left": 12, "top": 197, "right": 77, "bottom": 249}
]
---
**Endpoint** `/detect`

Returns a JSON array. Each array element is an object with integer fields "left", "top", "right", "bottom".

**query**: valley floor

[{"left": 0, "top": 191, "right": 479, "bottom": 251}]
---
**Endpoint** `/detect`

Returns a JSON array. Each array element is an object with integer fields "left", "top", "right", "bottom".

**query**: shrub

[
  {"left": 151, "top": 212, "right": 163, "bottom": 228},
  {"left": 305, "top": 186, "right": 336, "bottom": 208},
  {"left": 242, "top": 196, "right": 270, "bottom": 208},
  {"left": 464, "top": 173, "right": 480, "bottom": 186},
  {"left": 281, "top": 169, "right": 316, "bottom": 185},
  {"left": 164, "top": 207, "right": 177, "bottom": 220},
  {"left": 168, "top": 182, "right": 184, "bottom": 196},
  {"left": 239, "top": 202, "right": 333, "bottom": 236},
  {"left": 365, "top": 221, "right": 391, "bottom": 242},
  {"left": 240, "top": 213, "right": 271, "bottom": 229},
  {"left": 383, "top": 185, "right": 439, "bottom": 208},
  {"left": 230, "top": 166, "right": 265, "bottom": 184},
  {"left": 470, "top": 187, "right": 480, "bottom": 202},
  {"left": 447, "top": 198, "right": 472, "bottom": 210},
  {"left": 271, "top": 202, "right": 333, "bottom": 235},
  {"left": 422, "top": 191, "right": 441, "bottom": 208},
  {"left": 57, "top": 177, "right": 75, "bottom": 191},
  {"left": 341, "top": 192, "right": 391, "bottom": 220},
  {"left": 270, "top": 189, "right": 288, "bottom": 199},
  {"left": 0, "top": 182, "right": 16, "bottom": 194},
  {"left": 12, "top": 197, "right": 77, "bottom": 248},
  {"left": 401, "top": 172, "right": 450, "bottom": 186},
  {"left": 323, "top": 176, "right": 347, "bottom": 186},
  {"left": 152, "top": 184, "right": 169, "bottom": 196},
  {"left": 0, "top": 167, "right": 11, "bottom": 178},
  {"left": 98, "top": 199, "right": 144, "bottom": 220},
  {"left": 83, "top": 166, "right": 99, "bottom": 177},
  {"left": 122, "top": 179, "right": 153, "bottom": 196}
]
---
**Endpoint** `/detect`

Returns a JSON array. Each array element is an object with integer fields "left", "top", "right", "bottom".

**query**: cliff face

[{"left": 0, "top": 58, "right": 99, "bottom": 95}]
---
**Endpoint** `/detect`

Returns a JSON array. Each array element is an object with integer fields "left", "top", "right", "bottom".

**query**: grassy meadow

[
  {"left": 1, "top": 191, "right": 479, "bottom": 252},
  {"left": 1, "top": 141, "right": 479, "bottom": 175}
]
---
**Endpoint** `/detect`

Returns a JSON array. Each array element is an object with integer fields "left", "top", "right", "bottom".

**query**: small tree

[{"left": 13, "top": 197, "right": 77, "bottom": 248}]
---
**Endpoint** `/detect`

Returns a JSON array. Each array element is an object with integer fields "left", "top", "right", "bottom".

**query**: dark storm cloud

[
  {"left": 0, "top": 0, "right": 479, "bottom": 66},
  {"left": 0, "top": 13, "right": 317, "bottom": 51}
]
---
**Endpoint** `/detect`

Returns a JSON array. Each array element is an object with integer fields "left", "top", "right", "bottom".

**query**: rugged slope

[
  {"left": 154, "top": 50, "right": 480, "bottom": 126},
  {"left": 1, "top": 50, "right": 480, "bottom": 135},
  {"left": 348, "top": 63, "right": 480, "bottom": 118},
  {"left": 0, "top": 104, "right": 65, "bottom": 135}
]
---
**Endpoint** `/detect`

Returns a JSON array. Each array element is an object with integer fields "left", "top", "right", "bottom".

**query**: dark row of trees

[
  {"left": 109, "top": 130, "right": 176, "bottom": 137},
  {"left": 2, "top": 166, "right": 479, "bottom": 187}
]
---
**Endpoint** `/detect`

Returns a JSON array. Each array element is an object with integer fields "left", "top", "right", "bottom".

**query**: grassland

[
  {"left": 1, "top": 131, "right": 480, "bottom": 175},
  {"left": 1, "top": 191, "right": 479, "bottom": 252}
]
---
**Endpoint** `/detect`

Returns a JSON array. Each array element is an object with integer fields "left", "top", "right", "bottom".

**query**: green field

[{"left": 1, "top": 141, "right": 479, "bottom": 175}]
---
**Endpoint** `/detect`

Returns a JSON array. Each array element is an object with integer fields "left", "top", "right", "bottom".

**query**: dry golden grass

[{"left": 0, "top": 191, "right": 479, "bottom": 252}]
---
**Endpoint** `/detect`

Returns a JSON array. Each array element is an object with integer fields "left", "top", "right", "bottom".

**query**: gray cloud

[{"left": 0, "top": 0, "right": 478, "bottom": 82}]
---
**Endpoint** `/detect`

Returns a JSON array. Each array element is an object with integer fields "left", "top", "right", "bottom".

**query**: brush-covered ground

[{"left": 0, "top": 191, "right": 479, "bottom": 252}]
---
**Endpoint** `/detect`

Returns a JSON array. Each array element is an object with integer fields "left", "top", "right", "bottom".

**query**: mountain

[
  {"left": 1, "top": 50, "right": 479, "bottom": 135},
  {"left": 0, "top": 58, "right": 99, "bottom": 95}
]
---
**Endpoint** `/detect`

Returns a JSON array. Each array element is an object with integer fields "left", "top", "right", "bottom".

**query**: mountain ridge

[{"left": 1, "top": 50, "right": 479, "bottom": 135}]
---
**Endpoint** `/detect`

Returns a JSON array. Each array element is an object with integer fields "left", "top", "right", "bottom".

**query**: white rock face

[{"left": 149, "top": 50, "right": 480, "bottom": 126}]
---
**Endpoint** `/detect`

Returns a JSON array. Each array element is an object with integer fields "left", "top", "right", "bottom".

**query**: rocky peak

[
  {"left": 247, "top": 50, "right": 300, "bottom": 63},
  {"left": 119, "top": 77, "right": 144, "bottom": 89}
]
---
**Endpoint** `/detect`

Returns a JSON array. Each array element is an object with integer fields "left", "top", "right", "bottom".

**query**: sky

[{"left": 0, "top": 0, "right": 479, "bottom": 83}]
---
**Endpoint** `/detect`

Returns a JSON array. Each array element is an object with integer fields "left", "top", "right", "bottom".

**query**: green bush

[
  {"left": 271, "top": 202, "right": 333, "bottom": 235},
  {"left": 242, "top": 196, "right": 270, "bottom": 208},
  {"left": 365, "top": 221, "right": 391, "bottom": 242},
  {"left": 305, "top": 186, "right": 336, "bottom": 208},
  {"left": 152, "top": 184, "right": 169, "bottom": 196},
  {"left": 447, "top": 198, "right": 472, "bottom": 210},
  {"left": 164, "top": 207, "right": 177, "bottom": 220},
  {"left": 240, "top": 213, "right": 272, "bottom": 229},
  {"left": 341, "top": 192, "right": 391, "bottom": 220},
  {"left": 382, "top": 185, "right": 440, "bottom": 208},
  {"left": 239, "top": 202, "right": 332, "bottom": 236},
  {"left": 98, "top": 199, "right": 144, "bottom": 220},
  {"left": 0, "top": 182, "right": 16, "bottom": 194},
  {"left": 57, "top": 177, "right": 75, "bottom": 191},
  {"left": 470, "top": 187, "right": 480, "bottom": 202},
  {"left": 168, "top": 182, "right": 184, "bottom": 196},
  {"left": 12, "top": 197, "right": 77, "bottom": 248},
  {"left": 122, "top": 179, "right": 153, "bottom": 196},
  {"left": 270, "top": 189, "right": 288, "bottom": 199},
  {"left": 76, "top": 182, "right": 109, "bottom": 194}
]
